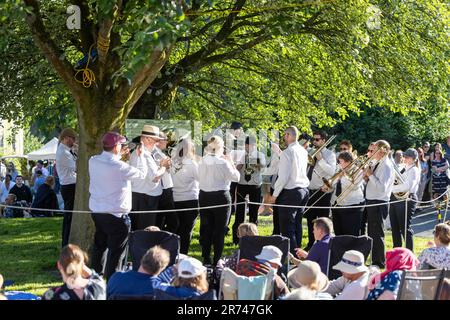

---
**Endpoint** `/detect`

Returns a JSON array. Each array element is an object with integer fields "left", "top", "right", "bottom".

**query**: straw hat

[
  {"left": 141, "top": 125, "right": 161, "bottom": 139},
  {"left": 287, "top": 260, "right": 329, "bottom": 291}
]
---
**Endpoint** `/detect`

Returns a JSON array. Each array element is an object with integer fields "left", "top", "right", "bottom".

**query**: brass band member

[
  {"left": 364, "top": 140, "right": 395, "bottom": 269},
  {"left": 325, "top": 151, "right": 365, "bottom": 236},
  {"left": 232, "top": 135, "right": 266, "bottom": 244},
  {"left": 267, "top": 126, "right": 309, "bottom": 252},
  {"left": 305, "top": 131, "right": 336, "bottom": 251},
  {"left": 198, "top": 136, "right": 240, "bottom": 265},
  {"left": 389, "top": 148, "right": 420, "bottom": 251}
]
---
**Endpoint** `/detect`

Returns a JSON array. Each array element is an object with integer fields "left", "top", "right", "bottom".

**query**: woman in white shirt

[
  {"left": 170, "top": 138, "right": 200, "bottom": 255},
  {"left": 389, "top": 148, "right": 421, "bottom": 251},
  {"left": 325, "top": 151, "right": 365, "bottom": 236},
  {"left": 198, "top": 136, "right": 240, "bottom": 265},
  {"left": 0, "top": 174, "right": 15, "bottom": 203}
]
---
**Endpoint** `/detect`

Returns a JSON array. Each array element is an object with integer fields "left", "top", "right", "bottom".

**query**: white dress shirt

[
  {"left": 171, "top": 158, "right": 199, "bottom": 202},
  {"left": 152, "top": 147, "right": 174, "bottom": 189},
  {"left": 55, "top": 142, "right": 77, "bottom": 185},
  {"left": 309, "top": 148, "right": 337, "bottom": 190},
  {"left": 236, "top": 150, "right": 267, "bottom": 186},
  {"left": 198, "top": 154, "right": 240, "bottom": 192},
  {"left": 0, "top": 181, "right": 15, "bottom": 203},
  {"left": 262, "top": 153, "right": 280, "bottom": 189},
  {"left": 273, "top": 141, "right": 309, "bottom": 198},
  {"left": 392, "top": 164, "right": 420, "bottom": 196},
  {"left": 331, "top": 173, "right": 365, "bottom": 206},
  {"left": 89, "top": 151, "right": 147, "bottom": 216},
  {"left": 366, "top": 157, "right": 395, "bottom": 201},
  {"left": 130, "top": 146, "right": 164, "bottom": 197}
]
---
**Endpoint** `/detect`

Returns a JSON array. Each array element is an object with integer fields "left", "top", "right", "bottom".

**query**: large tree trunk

[{"left": 69, "top": 94, "right": 128, "bottom": 254}]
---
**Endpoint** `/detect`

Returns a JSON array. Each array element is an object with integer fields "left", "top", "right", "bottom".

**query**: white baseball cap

[{"left": 178, "top": 257, "right": 206, "bottom": 278}]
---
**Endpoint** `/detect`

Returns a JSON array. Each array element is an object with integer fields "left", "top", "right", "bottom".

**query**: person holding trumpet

[
  {"left": 304, "top": 131, "right": 336, "bottom": 251},
  {"left": 322, "top": 151, "right": 365, "bottom": 236},
  {"left": 389, "top": 148, "right": 421, "bottom": 251},
  {"left": 364, "top": 140, "right": 395, "bottom": 269}
]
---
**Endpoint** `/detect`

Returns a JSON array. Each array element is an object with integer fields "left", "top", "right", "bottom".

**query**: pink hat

[{"left": 102, "top": 132, "right": 126, "bottom": 148}]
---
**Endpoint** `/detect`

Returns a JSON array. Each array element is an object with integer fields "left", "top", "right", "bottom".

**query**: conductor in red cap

[{"left": 89, "top": 131, "right": 148, "bottom": 279}]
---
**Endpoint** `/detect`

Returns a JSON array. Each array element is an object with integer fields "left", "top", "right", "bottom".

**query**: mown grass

[{"left": 0, "top": 215, "right": 431, "bottom": 296}]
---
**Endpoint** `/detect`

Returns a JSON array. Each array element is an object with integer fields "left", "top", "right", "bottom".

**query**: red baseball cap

[{"left": 102, "top": 131, "right": 126, "bottom": 148}]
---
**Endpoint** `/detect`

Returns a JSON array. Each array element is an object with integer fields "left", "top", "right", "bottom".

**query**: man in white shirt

[
  {"left": 55, "top": 128, "right": 78, "bottom": 247},
  {"left": 267, "top": 126, "right": 309, "bottom": 252},
  {"left": 153, "top": 131, "right": 177, "bottom": 233},
  {"left": 232, "top": 135, "right": 266, "bottom": 244},
  {"left": 89, "top": 131, "right": 148, "bottom": 279},
  {"left": 364, "top": 140, "right": 395, "bottom": 268},
  {"left": 304, "top": 131, "right": 336, "bottom": 251},
  {"left": 129, "top": 125, "right": 169, "bottom": 231},
  {"left": 389, "top": 148, "right": 421, "bottom": 251}
]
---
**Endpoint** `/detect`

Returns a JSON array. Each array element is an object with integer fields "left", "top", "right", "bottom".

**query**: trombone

[
  {"left": 333, "top": 147, "right": 386, "bottom": 206},
  {"left": 308, "top": 135, "right": 337, "bottom": 166}
]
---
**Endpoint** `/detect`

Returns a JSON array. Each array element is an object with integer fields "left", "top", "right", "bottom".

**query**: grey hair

[{"left": 285, "top": 126, "right": 299, "bottom": 139}]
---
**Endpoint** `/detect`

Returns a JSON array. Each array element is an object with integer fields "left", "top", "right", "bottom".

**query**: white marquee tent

[{"left": 27, "top": 137, "right": 59, "bottom": 161}]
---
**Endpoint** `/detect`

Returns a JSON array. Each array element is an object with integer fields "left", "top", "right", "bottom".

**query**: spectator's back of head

[
  {"left": 58, "top": 244, "right": 88, "bottom": 288},
  {"left": 140, "top": 246, "right": 170, "bottom": 276},
  {"left": 45, "top": 175, "right": 55, "bottom": 188},
  {"left": 313, "top": 217, "right": 333, "bottom": 235},
  {"left": 237, "top": 223, "right": 258, "bottom": 238},
  {"left": 434, "top": 222, "right": 450, "bottom": 245}
]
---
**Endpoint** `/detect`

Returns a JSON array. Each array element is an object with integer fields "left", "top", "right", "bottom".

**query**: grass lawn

[{"left": 0, "top": 215, "right": 432, "bottom": 296}]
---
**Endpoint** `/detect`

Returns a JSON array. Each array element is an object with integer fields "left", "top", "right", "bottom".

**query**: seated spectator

[
  {"left": 9, "top": 175, "right": 32, "bottom": 205},
  {"left": 418, "top": 222, "right": 450, "bottom": 270},
  {"left": 237, "top": 245, "right": 289, "bottom": 299},
  {"left": 367, "top": 248, "right": 419, "bottom": 300},
  {"left": 107, "top": 246, "right": 171, "bottom": 298},
  {"left": 43, "top": 244, "right": 106, "bottom": 300},
  {"left": 31, "top": 176, "right": 59, "bottom": 217},
  {"left": 324, "top": 250, "right": 371, "bottom": 300},
  {"left": 162, "top": 257, "right": 209, "bottom": 299},
  {"left": 32, "top": 170, "right": 46, "bottom": 195},
  {"left": 0, "top": 174, "right": 15, "bottom": 203},
  {"left": 2, "top": 193, "right": 17, "bottom": 218},
  {"left": 215, "top": 222, "right": 259, "bottom": 279},
  {"left": 284, "top": 260, "right": 331, "bottom": 300},
  {"left": 290, "top": 217, "right": 333, "bottom": 274}
]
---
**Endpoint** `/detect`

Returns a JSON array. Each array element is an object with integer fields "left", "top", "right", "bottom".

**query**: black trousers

[
  {"left": 199, "top": 190, "right": 231, "bottom": 265},
  {"left": 366, "top": 199, "right": 388, "bottom": 268},
  {"left": 389, "top": 194, "right": 416, "bottom": 251},
  {"left": 225, "top": 182, "right": 238, "bottom": 233},
  {"left": 156, "top": 188, "right": 178, "bottom": 233},
  {"left": 130, "top": 192, "right": 159, "bottom": 231},
  {"left": 91, "top": 213, "right": 130, "bottom": 280},
  {"left": 271, "top": 187, "right": 280, "bottom": 235},
  {"left": 232, "top": 184, "right": 261, "bottom": 244},
  {"left": 277, "top": 187, "right": 309, "bottom": 253},
  {"left": 332, "top": 203, "right": 364, "bottom": 236},
  {"left": 304, "top": 190, "right": 332, "bottom": 251},
  {"left": 60, "top": 183, "right": 76, "bottom": 247},
  {"left": 175, "top": 199, "right": 199, "bottom": 254}
]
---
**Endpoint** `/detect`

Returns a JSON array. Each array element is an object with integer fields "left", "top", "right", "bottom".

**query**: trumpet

[{"left": 308, "top": 135, "right": 337, "bottom": 166}]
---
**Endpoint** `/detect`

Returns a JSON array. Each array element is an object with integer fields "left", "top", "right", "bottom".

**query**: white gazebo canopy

[{"left": 27, "top": 137, "right": 59, "bottom": 161}]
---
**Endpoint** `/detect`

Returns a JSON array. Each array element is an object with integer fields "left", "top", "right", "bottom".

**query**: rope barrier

[{"left": 1, "top": 188, "right": 448, "bottom": 216}]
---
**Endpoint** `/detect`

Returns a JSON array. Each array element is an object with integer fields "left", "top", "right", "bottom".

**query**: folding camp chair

[
  {"left": 326, "top": 235, "right": 373, "bottom": 280},
  {"left": 124, "top": 230, "right": 180, "bottom": 271},
  {"left": 238, "top": 235, "right": 290, "bottom": 280},
  {"left": 397, "top": 269, "right": 448, "bottom": 300},
  {"left": 219, "top": 267, "right": 276, "bottom": 300}
]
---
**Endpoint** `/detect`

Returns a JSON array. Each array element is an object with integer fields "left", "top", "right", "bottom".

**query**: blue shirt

[
  {"left": 159, "top": 285, "right": 202, "bottom": 299},
  {"left": 107, "top": 267, "right": 174, "bottom": 298},
  {"left": 306, "top": 234, "right": 331, "bottom": 274}
]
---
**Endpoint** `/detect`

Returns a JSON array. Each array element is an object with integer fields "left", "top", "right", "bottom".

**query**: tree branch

[
  {"left": 23, "top": 0, "right": 84, "bottom": 99},
  {"left": 73, "top": 0, "right": 95, "bottom": 52}
]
